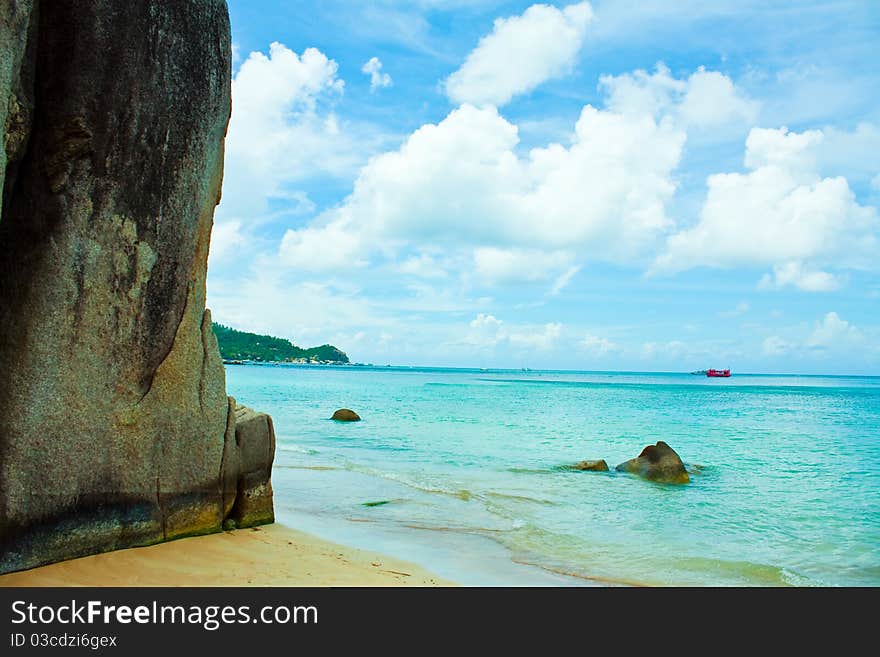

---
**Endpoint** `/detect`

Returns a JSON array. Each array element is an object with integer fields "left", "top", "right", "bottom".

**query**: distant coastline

[
  {"left": 214, "top": 323, "right": 350, "bottom": 364},
  {"left": 220, "top": 359, "right": 876, "bottom": 379}
]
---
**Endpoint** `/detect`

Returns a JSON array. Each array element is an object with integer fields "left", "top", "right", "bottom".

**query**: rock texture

[
  {"left": 567, "top": 459, "right": 609, "bottom": 472},
  {"left": 226, "top": 400, "right": 276, "bottom": 529},
  {"left": 0, "top": 0, "right": 275, "bottom": 574},
  {"left": 332, "top": 409, "right": 361, "bottom": 422},
  {"left": 0, "top": 0, "right": 36, "bottom": 211},
  {"left": 615, "top": 441, "right": 690, "bottom": 484}
]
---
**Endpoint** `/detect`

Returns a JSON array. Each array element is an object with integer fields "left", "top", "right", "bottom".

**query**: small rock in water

[
  {"left": 332, "top": 408, "right": 361, "bottom": 422},
  {"left": 568, "top": 459, "right": 609, "bottom": 472},
  {"left": 615, "top": 441, "right": 690, "bottom": 484}
]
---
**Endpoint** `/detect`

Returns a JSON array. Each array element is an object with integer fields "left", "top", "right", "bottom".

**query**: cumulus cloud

[
  {"left": 220, "top": 43, "right": 370, "bottom": 223},
  {"left": 600, "top": 63, "right": 758, "bottom": 128},
  {"left": 463, "top": 314, "right": 562, "bottom": 351},
  {"left": 509, "top": 322, "right": 563, "bottom": 351},
  {"left": 396, "top": 252, "right": 449, "bottom": 279},
  {"left": 362, "top": 56, "right": 392, "bottom": 91},
  {"left": 805, "top": 312, "right": 864, "bottom": 350},
  {"left": 677, "top": 67, "right": 759, "bottom": 128},
  {"left": 279, "top": 220, "right": 369, "bottom": 270},
  {"left": 761, "top": 312, "right": 865, "bottom": 360},
  {"left": 445, "top": 2, "right": 593, "bottom": 107},
  {"left": 279, "top": 96, "right": 687, "bottom": 272},
  {"left": 222, "top": 44, "right": 342, "bottom": 217},
  {"left": 816, "top": 122, "right": 880, "bottom": 186},
  {"left": 277, "top": 60, "right": 768, "bottom": 283},
  {"left": 465, "top": 313, "right": 506, "bottom": 347},
  {"left": 758, "top": 261, "right": 842, "bottom": 292},
  {"left": 657, "top": 127, "right": 879, "bottom": 285}
]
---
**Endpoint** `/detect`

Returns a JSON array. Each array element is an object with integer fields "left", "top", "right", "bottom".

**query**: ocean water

[{"left": 226, "top": 365, "right": 880, "bottom": 586}]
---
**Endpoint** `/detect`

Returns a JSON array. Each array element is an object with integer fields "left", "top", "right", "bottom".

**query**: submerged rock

[
  {"left": 332, "top": 408, "right": 361, "bottom": 422},
  {"left": 567, "top": 459, "right": 609, "bottom": 472},
  {"left": 615, "top": 441, "right": 690, "bottom": 484}
]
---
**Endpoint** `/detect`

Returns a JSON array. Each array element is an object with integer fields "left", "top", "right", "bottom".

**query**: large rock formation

[{"left": 0, "top": 0, "right": 275, "bottom": 574}]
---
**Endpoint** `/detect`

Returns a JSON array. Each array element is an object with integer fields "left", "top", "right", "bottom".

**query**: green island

[{"left": 213, "top": 323, "right": 349, "bottom": 364}]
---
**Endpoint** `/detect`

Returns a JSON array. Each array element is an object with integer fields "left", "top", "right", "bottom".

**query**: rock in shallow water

[
  {"left": 332, "top": 409, "right": 361, "bottom": 422},
  {"left": 615, "top": 441, "right": 690, "bottom": 484},
  {"left": 567, "top": 459, "right": 609, "bottom": 472}
]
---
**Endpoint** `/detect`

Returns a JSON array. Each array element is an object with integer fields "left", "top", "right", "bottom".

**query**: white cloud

[
  {"left": 805, "top": 311, "right": 863, "bottom": 349},
  {"left": 209, "top": 220, "right": 246, "bottom": 266},
  {"left": 275, "top": 63, "right": 766, "bottom": 288},
  {"left": 207, "top": 266, "right": 389, "bottom": 348},
  {"left": 279, "top": 220, "right": 369, "bottom": 270},
  {"left": 549, "top": 265, "right": 581, "bottom": 296},
  {"left": 279, "top": 97, "right": 686, "bottom": 272},
  {"left": 600, "top": 63, "right": 758, "bottom": 128},
  {"left": 816, "top": 122, "right": 880, "bottom": 186},
  {"left": 362, "top": 56, "right": 392, "bottom": 91},
  {"left": 470, "top": 313, "right": 503, "bottom": 331},
  {"left": 509, "top": 322, "right": 563, "bottom": 351},
  {"left": 677, "top": 66, "right": 759, "bottom": 128},
  {"left": 473, "top": 247, "right": 574, "bottom": 284},
  {"left": 657, "top": 127, "right": 879, "bottom": 284},
  {"left": 581, "top": 333, "right": 618, "bottom": 357},
  {"left": 463, "top": 314, "right": 562, "bottom": 352},
  {"left": 219, "top": 43, "right": 377, "bottom": 223},
  {"left": 759, "top": 312, "right": 866, "bottom": 361},
  {"left": 397, "top": 253, "right": 449, "bottom": 278},
  {"left": 445, "top": 2, "right": 593, "bottom": 107},
  {"left": 465, "top": 313, "right": 506, "bottom": 347},
  {"left": 758, "top": 261, "right": 842, "bottom": 292}
]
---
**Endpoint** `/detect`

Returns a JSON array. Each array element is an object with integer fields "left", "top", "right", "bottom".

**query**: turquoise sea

[{"left": 227, "top": 365, "right": 880, "bottom": 586}]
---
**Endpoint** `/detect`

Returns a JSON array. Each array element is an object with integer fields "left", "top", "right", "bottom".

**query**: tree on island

[{"left": 213, "top": 324, "right": 349, "bottom": 363}]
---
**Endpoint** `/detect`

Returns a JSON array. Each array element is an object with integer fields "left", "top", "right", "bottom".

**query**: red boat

[{"left": 706, "top": 368, "right": 731, "bottom": 378}]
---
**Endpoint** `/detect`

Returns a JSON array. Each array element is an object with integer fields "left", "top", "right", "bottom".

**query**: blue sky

[{"left": 207, "top": 1, "right": 880, "bottom": 374}]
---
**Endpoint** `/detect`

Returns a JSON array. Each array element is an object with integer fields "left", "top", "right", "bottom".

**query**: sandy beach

[{"left": 0, "top": 524, "right": 451, "bottom": 587}]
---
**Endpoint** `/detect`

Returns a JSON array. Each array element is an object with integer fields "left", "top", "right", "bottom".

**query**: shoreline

[
  {"left": 0, "top": 523, "right": 452, "bottom": 587},
  {"left": 273, "top": 508, "right": 599, "bottom": 587}
]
